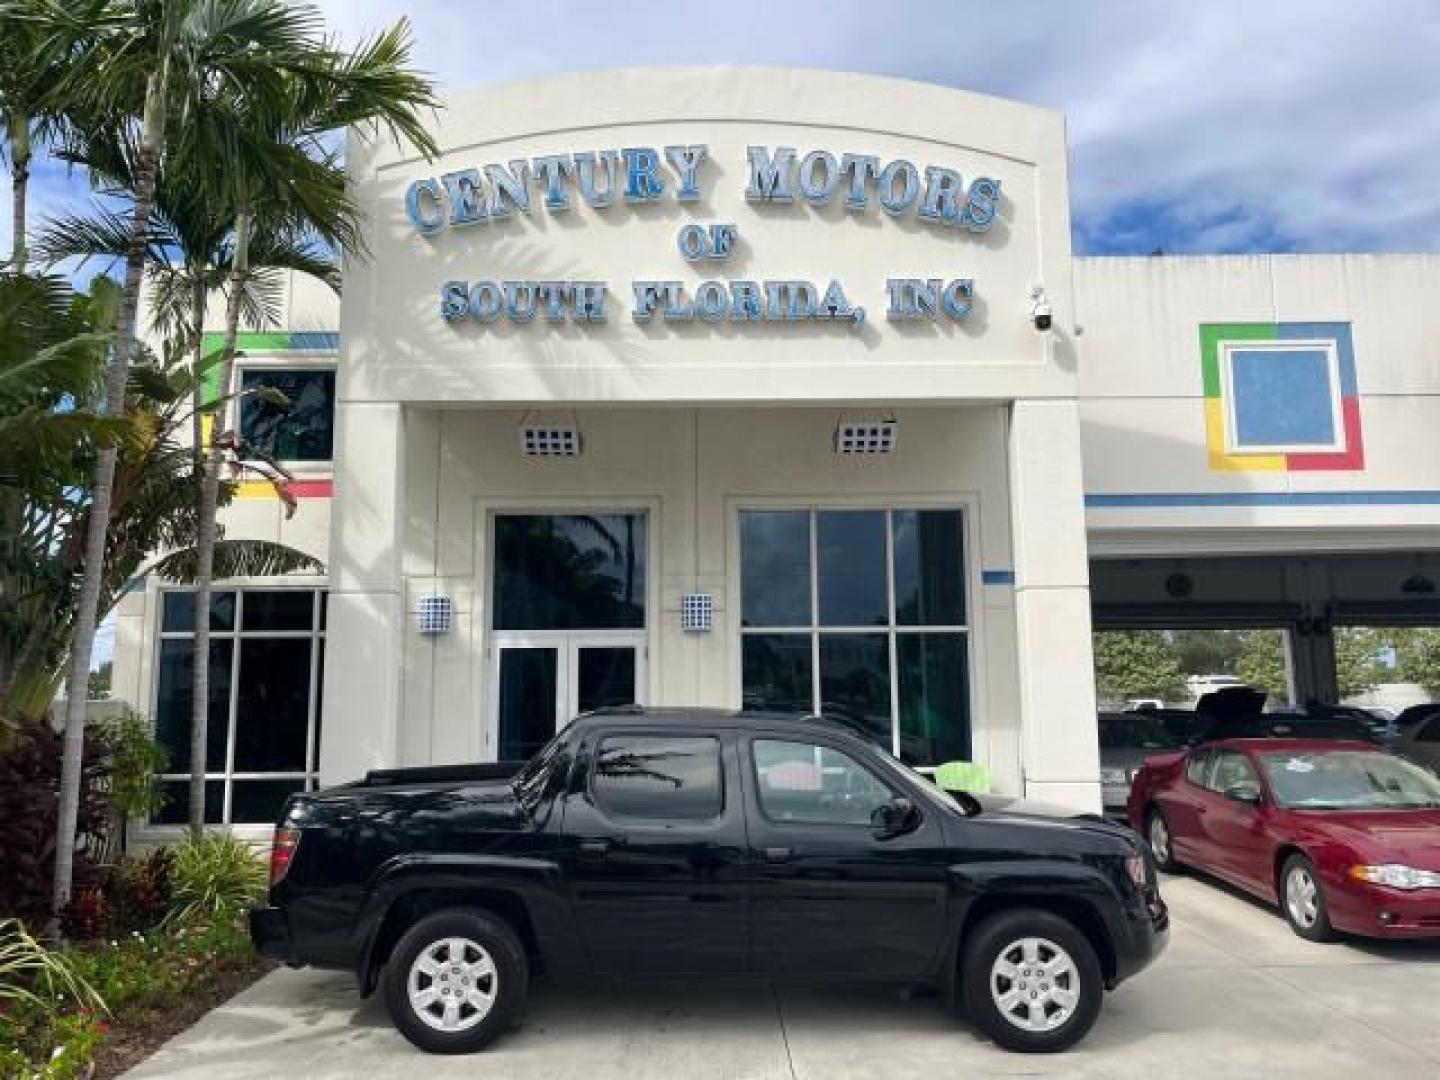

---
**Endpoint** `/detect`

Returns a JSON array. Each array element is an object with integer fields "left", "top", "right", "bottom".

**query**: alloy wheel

[
  {"left": 1149, "top": 814, "right": 1171, "bottom": 866},
  {"left": 1286, "top": 866, "right": 1320, "bottom": 929},
  {"left": 406, "top": 936, "right": 499, "bottom": 1032},
  {"left": 989, "top": 936, "right": 1081, "bottom": 1033}
]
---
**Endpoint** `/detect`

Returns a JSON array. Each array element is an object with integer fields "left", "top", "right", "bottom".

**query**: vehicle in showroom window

[
  {"left": 1129, "top": 738, "right": 1440, "bottom": 941},
  {"left": 1395, "top": 711, "right": 1440, "bottom": 775},
  {"left": 251, "top": 708, "right": 1168, "bottom": 1055},
  {"left": 1098, "top": 711, "right": 1180, "bottom": 821}
]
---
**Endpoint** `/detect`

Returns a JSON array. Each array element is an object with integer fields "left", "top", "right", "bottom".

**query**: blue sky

[
  {"left": 9, "top": 0, "right": 1437, "bottom": 263},
  {"left": 17, "top": 1, "right": 1434, "bottom": 671}
]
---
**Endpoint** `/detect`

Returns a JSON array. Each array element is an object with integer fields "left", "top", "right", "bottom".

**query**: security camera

[{"left": 1029, "top": 284, "right": 1052, "bottom": 332}]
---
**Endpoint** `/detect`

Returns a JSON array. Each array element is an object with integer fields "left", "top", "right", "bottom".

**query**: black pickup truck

[{"left": 251, "top": 708, "right": 1167, "bottom": 1055}]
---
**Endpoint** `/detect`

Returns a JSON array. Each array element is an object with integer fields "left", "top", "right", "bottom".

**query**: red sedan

[{"left": 1127, "top": 739, "right": 1440, "bottom": 941}]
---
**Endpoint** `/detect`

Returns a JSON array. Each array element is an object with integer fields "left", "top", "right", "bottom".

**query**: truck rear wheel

[
  {"left": 383, "top": 908, "right": 529, "bottom": 1054},
  {"left": 960, "top": 908, "right": 1103, "bottom": 1053}
]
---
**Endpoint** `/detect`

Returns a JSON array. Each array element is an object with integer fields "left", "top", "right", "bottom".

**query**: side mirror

[
  {"left": 1224, "top": 783, "right": 1262, "bottom": 806},
  {"left": 871, "top": 796, "right": 919, "bottom": 839}
]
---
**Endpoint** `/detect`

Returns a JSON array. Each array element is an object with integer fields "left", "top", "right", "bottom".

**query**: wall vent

[
  {"left": 520, "top": 426, "right": 582, "bottom": 457},
  {"left": 834, "top": 420, "right": 898, "bottom": 455}
]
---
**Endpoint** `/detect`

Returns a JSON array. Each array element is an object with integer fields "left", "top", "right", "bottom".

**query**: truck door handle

[
  {"left": 763, "top": 846, "right": 794, "bottom": 864},
  {"left": 578, "top": 838, "right": 613, "bottom": 859}
]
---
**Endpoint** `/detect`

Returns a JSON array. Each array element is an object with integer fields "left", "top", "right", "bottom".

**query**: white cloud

[{"left": 12, "top": 0, "right": 1440, "bottom": 257}]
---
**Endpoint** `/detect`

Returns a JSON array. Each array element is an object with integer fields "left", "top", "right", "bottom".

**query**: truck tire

[
  {"left": 383, "top": 908, "right": 529, "bottom": 1054},
  {"left": 960, "top": 908, "right": 1104, "bottom": 1053}
]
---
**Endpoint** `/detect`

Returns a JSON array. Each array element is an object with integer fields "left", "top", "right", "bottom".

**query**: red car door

[
  {"left": 1201, "top": 749, "right": 1273, "bottom": 895},
  {"left": 1161, "top": 749, "right": 1216, "bottom": 865}
]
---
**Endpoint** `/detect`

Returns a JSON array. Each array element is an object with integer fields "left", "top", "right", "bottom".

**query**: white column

[
  {"left": 320, "top": 401, "right": 405, "bottom": 785},
  {"left": 1008, "top": 399, "right": 1101, "bottom": 812}
]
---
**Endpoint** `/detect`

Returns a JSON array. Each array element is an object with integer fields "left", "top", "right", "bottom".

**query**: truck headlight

[
  {"left": 1348, "top": 864, "right": 1440, "bottom": 890},
  {"left": 1126, "top": 853, "right": 1148, "bottom": 888}
]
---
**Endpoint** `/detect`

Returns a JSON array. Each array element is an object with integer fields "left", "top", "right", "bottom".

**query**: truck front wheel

[
  {"left": 383, "top": 908, "right": 529, "bottom": 1054},
  {"left": 960, "top": 908, "right": 1104, "bottom": 1053}
]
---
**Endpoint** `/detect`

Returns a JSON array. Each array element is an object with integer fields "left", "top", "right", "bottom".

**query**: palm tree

[
  {"left": 0, "top": 269, "right": 322, "bottom": 731},
  {"left": 185, "top": 20, "right": 436, "bottom": 837},
  {"left": 0, "top": 271, "right": 128, "bottom": 722},
  {"left": 0, "top": 1, "right": 115, "bottom": 270},
  {"left": 45, "top": 0, "right": 424, "bottom": 922}
]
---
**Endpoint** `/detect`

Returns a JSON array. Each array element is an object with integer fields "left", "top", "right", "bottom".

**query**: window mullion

[
  {"left": 809, "top": 510, "right": 821, "bottom": 716},
  {"left": 885, "top": 508, "right": 900, "bottom": 759},
  {"left": 223, "top": 604, "right": 242, "bottom": 826}
]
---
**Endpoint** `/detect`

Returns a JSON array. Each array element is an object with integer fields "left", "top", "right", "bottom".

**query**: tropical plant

[
  {"left": 41, "top": 0, "right": 396, "bottom": 923},
  {"left": 0, "top": 719, "right": 113, "bottom": 924},
  {"left": 0, "top": 271, "right": 321, "bottom": 726},
  {"left": 0, "top": 917, "right": 105, "bottom": 1012},
  {"left": 0, "top": 271, "right": 133, "bottom": 722},
  {"left": 0, "top": 1, "right": 117, "bottom": 270},
  {"left": 166, "top": 834, "right": 266, "bottom": 922},
  {"left": 104, "top": 847, "right": 172, "bottom": 931},
  {"left": 183, "top": 14, "right": 436, "bottom": 839},
  {"left": 94, "top": 708, "right": 168, "bottom": 826}
]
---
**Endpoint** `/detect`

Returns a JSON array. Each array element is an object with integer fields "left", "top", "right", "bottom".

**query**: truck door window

[
  {"left": 753, "top": 739, "right": 893, "bottom": 825},
  {"left": 590, "top": 735, "right": 722, "bottom": 820}
]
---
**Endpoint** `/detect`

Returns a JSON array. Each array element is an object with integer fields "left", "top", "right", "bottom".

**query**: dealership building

[{"left": 111, "top": 68, "right": 1440, "bottom": 832}]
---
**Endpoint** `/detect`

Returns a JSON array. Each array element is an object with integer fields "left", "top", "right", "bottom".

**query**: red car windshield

[{"left": 1260, "top": 751, "right": 1440, "bottom": 811}]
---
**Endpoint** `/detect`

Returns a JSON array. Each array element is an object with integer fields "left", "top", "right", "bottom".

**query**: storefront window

[
  {"left": 740, "top": 508, "right": 971, "bottom": 767},
  {"left": 151, "top": 588, "right": 325, "bottom": 826},
  {"left": 238, "top": 368, "right": 335, "bottom": 462},
  {"left": 494, "top": 514, "right": 646, "bottom": 630}
]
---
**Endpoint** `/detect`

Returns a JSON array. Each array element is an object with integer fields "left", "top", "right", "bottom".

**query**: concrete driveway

[{"left": 127, "top": 874, "right": 1440, "bottom": 1079}]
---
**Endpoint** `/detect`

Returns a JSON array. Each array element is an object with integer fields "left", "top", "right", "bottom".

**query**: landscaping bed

[{"left": 2, "top": 838, "right": 272, "bottom": 1080}]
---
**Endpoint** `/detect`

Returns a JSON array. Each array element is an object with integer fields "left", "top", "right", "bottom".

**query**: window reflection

[
  {"left": 592, "top": 736, "right": 722, "bottom": 819},
  {"left": 495, "top": 514, "right": 646, "bottom": 630},
  {"left": 817, "top": 511, "right": 888, "bottom": 626},
  {"left": 740, "top": 511, "right": 811, "bottom": 627},
  {"left": 739, "top": 508, "right": 971, "bottom": 768},
  {"left": 239, "top": 369, "right": 335, "bottom": 462}
]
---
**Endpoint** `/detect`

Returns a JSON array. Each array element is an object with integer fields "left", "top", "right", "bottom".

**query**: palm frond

[
  {"left": 148, "top": 538, "right": 324, "bottom": 582},
  {"left": 0, "top": 917, "right": 106, "bottom": 1013}
]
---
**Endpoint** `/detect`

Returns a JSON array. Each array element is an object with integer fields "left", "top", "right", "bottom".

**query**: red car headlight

[{"left": 1348, "top": 864, "right": 1440, "bottom": 890}]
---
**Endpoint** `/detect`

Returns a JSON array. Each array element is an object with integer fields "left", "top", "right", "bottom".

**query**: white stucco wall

[
  {"left": 390, "top": 404, "right": 1025, "bottom": 791},
  {"left": 1077, "top": 254, "right": 1440, "bottom": 551},
  {"left": 322, "top": 67, "right": 1099, "bottom": 809}
]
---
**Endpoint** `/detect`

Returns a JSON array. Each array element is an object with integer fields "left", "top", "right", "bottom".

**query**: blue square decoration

[{"left": 1229, "top": 347, "right": 1336, "bottom": 448}]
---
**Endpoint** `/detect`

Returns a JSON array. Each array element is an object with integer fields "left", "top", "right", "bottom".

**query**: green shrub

[
  {"left": 167, "top": 835, "right": 266, "bottom": 922},
  {"left": 0, "top": 1009, "right": 106, "bottom": 1080},
  {"left": 1, "top": 912, "right": 259, "bottom": 1078},
  {"left": 0, "top": 918, "right": 104, "bottom": 1014},
  {"left": 94, "top": 710, "right": 169, "bottom": 824}
]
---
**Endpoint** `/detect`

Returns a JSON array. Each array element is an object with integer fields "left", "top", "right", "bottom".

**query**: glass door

[
  {"left": 489, "top": 511, "right": 649, "bottom": 760},
  {"left": 491, "top": 635, "right": 645, "bottom": 760},
  {"left": 572, "top": 639, "right": 641, "bottom": 713},
  {"left": 495, "top": 642, "right": 563, "bottom": 761}
]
